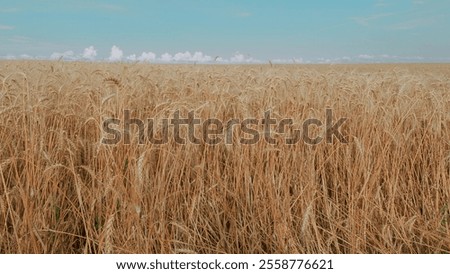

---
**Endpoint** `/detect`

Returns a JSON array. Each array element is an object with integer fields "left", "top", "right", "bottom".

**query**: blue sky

[{"left": 1, "top": 0, "right": 449, "bottom": 63}]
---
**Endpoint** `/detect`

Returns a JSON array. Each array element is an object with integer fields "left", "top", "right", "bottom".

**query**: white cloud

[
  {"left": 173, "top": 51, "right": 191, "bottom": 62},
  {"left": 358, "top": 54, "right": 374, "bottom": 59},
  {"left": 2, "top": 46, "right": 261, "bottom": 63},
  {"left": 139, "top": 52, "right": 156, "bottom": 62},
  {"left": 160, "top": 53, "right": 173, "bottom": 62},
  {"left": 230, "top": 53, "right": 245, "bottom": 63},
  {"left": 0, "top": 52, "right": 433, "bottom": 63},
  {"left": 0, "top": 54, "right": 40, "bottom": 60},
  {"left": 170, "top": 51, "right": 212, "bottom": 63},
  {"left": 0, "top": 25, "right": 14, "bottom": 30},
  {"left": 1, "top": 54, "right": 16, "bottom": 60},
  {"left": 0, "top": 47, "right": 356, "bottom": 64},
  {"left": 317, "top": 57, "right": 332, "bottom": 64},
  {"left": 108, "top": 45, "right": 123, "bottom": 62},
  {"left": 126, "top": 54, "right": 137, "bottom": 61},
  {"left": 350, "top": 54, "right": 425, "bottom": 63},
  {"left": 82, "top": 46, "right": 97, "bottom": 60},
  {"left": 19, "top": 54, "right": 33, "bottom": 59},
  {"left": 50, "top": 50, "right": 75, "bottom": 60},
  {"left": 230, "top": 52, "right": 260, "bottom": 63},
  {"left": 192, "top": 52, "right": 212, "bottom": 62},
  {"left": 214, "top": 56, "right": 226, "bottom": 62},
  {"left": 127, "top": 52, "right": 156, "bottom": 62},
  {"left": 271, "top": 59, "right": 286, "bottom": 63},
  {"left": 380, "top": 54, "right": 400, "bottom": 59},
  {"left": 271, "top": 58, "right": 304, "bottom": 64}
]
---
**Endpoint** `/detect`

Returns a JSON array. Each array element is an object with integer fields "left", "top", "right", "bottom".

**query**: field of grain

[{"left": 0, "top": 61, "right": 449, "bottom": 253}]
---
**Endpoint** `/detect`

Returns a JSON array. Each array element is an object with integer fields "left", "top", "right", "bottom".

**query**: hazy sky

[{"left": 1, "top": 0, "right": 449, "bottom": 63}]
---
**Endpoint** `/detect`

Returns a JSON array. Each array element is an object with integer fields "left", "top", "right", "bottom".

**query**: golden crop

[{"left": 0, "top": 61, "right": 449, "bottom": 253}]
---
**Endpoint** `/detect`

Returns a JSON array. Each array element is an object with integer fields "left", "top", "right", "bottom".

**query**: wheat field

[{"left": 0, "top": 61, "right": 449, "bottom": 253}]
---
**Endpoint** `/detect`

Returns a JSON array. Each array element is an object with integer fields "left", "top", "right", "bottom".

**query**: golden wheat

[{"left": 0, "top": 61, "right": 449, "bottom": 253}]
